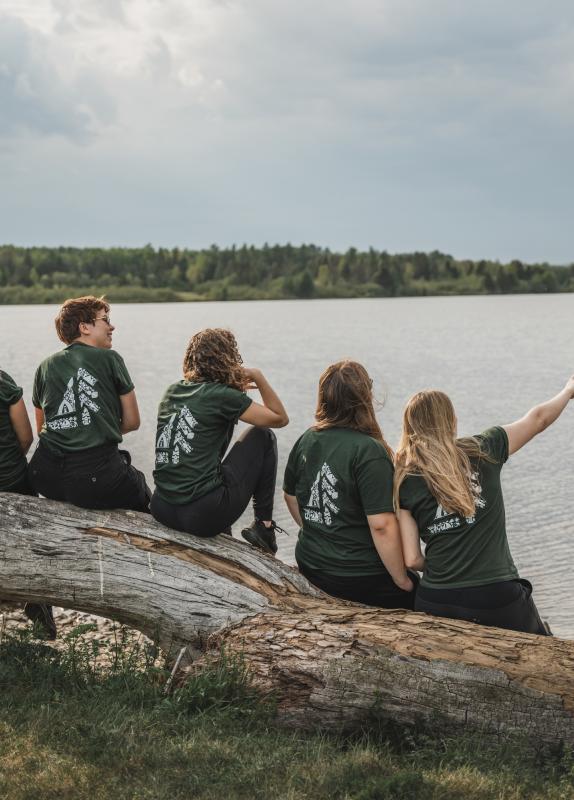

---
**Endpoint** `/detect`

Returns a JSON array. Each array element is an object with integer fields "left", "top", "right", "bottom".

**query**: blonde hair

[
  {"left": 315, "top": 360, "right": 394, "bottom": 460},
  {"left": 394, "top": 390, "right": 489, "bottom": 516}
]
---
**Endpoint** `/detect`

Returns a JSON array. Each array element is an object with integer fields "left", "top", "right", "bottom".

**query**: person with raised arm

[
  {"left": 283, "top": 360, "right": 416, "bottom": 608},
  {"left": 394, "top": 377, "right": 574, "bottom": 634},
  {"left": 151, "top": 328, "right": 288, "bottom": 554},
  {"left": 28, "top": 296, "right": 150, "bottom": 512},
  {"left": 0, "top": 367, "right": 56, "bottom": 638}
]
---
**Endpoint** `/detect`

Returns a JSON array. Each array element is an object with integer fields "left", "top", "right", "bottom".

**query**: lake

[{"left": 2, "top": 295, "right": 573, "bottom": 637}]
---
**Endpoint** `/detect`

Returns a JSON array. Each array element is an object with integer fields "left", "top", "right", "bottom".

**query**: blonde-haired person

[
  {"left": 283, "top": 361, "right": 416, "bottom": 608},
  {"left": 151, "top": 328, "right": 289, "bottom": 553},
  {"left": 395, "top": 377, "right": 574, "bottom": 634}
]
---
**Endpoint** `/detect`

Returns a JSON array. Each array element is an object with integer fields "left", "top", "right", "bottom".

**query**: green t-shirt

[
  {"left": 0, "top": 370, "right": 28, "bottom": 490},
  {"left": 399, "top": 426, "right": 519, "bottom": 589},
  {"left": 153, "top": 380, "right": 252, "bottom": 504},
  {"left": 283, "top": 427, "right": 395, "bottom": 577},
  {"left": 32, "top": 343, "right": 134, "bottom": 454}
]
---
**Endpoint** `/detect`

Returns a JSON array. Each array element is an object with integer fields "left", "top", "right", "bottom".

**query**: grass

[{"left": 0, "top": 626, "right": 572, "bottom": 800}]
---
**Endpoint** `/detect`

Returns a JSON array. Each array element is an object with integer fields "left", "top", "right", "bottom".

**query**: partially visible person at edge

[
  {"left": 0, "top": 368, "right": 55, "bottom": 638},
  {"left": 394, "top": 377, "right": 574, "bottom": 635},
  {"left": 283, "top": 360, "right": 416, "bottom": 608},
  {"left": 28, "top": 296, "right": 151, "bottom": 521},
  {"left": 150, "top": 328, "right": 289, "bottom": 554}
]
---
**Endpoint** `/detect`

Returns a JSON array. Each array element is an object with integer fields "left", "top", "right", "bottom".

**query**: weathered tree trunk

[{"left": 1, "top": 492, "right": 573, "bottom": 747}]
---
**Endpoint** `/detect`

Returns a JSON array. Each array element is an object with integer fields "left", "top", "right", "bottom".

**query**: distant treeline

[{"left": 0, "top": 244, "right": 572, "bottom": 303}]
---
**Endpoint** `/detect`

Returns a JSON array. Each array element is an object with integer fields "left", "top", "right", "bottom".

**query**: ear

[{"left": 78, "top": 320, "right": 93, "bottom": 336}]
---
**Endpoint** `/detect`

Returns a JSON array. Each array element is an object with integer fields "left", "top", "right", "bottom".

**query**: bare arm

[
  {"left": 397, "top": 509, "right": 425, "bottom": 571},
  {"left": 368, "top": 512, "right": 414, "bottom": 592},
  {"left": 34, "top": 407, "right": 45, "bottom": 436},
  {"left": 119, "top": 390, "right": 141, "bottom": 434},
  {"left": 9, "top": 399, "right": 33, "bottom": 454},
  {"left": 239, "top": 368, "right": 289, "bottom": 428},
  {"left": 503, "top": 375, "right": 574, "bottom": 456},
  {"left": 283, "top": 492, "right": 303, "bottom": 528}
]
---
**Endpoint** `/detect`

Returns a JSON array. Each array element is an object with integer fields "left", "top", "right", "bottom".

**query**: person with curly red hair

[{"left": 151, "top": 328, "right": 289, "bottom": 554}]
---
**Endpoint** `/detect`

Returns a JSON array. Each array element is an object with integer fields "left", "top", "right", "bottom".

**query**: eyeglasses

[{"left": 94, "top": 315, "right": 112, "bottom": 325}]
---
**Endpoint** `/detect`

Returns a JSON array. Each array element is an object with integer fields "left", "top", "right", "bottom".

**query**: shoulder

[
  {"left": 100, "top": 348, "right": 128, "bottom": 367},
  {"left": 206, "top": 381, "right": 246, "bottom": 400},
  {"left": 160, "top": 380, "right": 185, "bottom": 402},
  {"left": 0, "top": 370, "right": 23, "bottom": 405},
  {"left": 473, "top": 426, "right": 509, "bottom": 464},
  {"left": 289, "top": 427, "right": 316, "bottom": 451},
  {"left": 36, "top": 349, "right": 61, "bottom": 370},
  {"left": 350, "top": 431, "right": 392, "bottom": 464},
  {"left": 398, "top": 470, "right": 428, "bottom": 510}
]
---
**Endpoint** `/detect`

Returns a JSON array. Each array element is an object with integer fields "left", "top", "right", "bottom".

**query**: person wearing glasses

[{"left": 28, "top": 296, "right": 150, "bottom": 513}]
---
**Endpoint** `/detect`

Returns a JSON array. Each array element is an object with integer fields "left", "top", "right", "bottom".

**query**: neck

[{"left": 71, "top": 336, "right": 99, "bottom": 348}]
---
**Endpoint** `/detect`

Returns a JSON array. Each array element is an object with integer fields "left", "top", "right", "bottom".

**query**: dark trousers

[
  {"left": 151, "top": 426, "right": 277, "bottom": 537},
  {"left": 299, "top": 565, "right": 419, "bottom": 610},
  {"left": 415, "top": 579, "right": 549, "bottom": 635},
  {"left": 28, "top": 441, "right": 151, "bottom": 513}
]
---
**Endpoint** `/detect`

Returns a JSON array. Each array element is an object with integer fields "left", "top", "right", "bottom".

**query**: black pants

[
  {"left": 415, "top": 579, "right": 549, "bottom": 635},
  {"left": 299, "top": 565, "right": 419, "bottom": 610},
  {"left": 28, "top": 441, "right": 151, "bottom": 513},
  {"left": 151, "top": 426, "right": 277, "bottom": 537}
]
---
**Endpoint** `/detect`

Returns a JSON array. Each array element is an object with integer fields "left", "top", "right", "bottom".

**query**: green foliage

[{"left": 0, "top": 244, "right": 571, "bottom": 304}]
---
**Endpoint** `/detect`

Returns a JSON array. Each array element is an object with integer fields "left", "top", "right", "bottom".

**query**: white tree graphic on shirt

[
  {"left": 155, "top": 406, "right": 198, "bottom": 465},
  {"left": 47, "top": 368, "right": 100, "bottom": 431},
  {"left": 427, "top": 470, "right": 487, "bottom": 534},
  {"left": 303, "top": 462, "right": 340, "bottom": 525}
]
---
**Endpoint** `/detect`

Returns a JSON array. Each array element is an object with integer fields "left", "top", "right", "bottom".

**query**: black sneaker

[
  {"left": 220, "top": 527, "right": 233, "bottom": 537},
  {"left": 241, "top": 520, "right": 286, "bottom": 555},
  {"left": 24, "top": 603, "right": 57, "bottom": 640}
]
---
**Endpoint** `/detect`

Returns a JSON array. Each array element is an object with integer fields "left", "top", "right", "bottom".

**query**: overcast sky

[{"left": 0, "top": 0, "right": 572, "bottom": 262}]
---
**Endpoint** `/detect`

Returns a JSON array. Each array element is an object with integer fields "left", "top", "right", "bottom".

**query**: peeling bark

[{"left": 1, "top": 492, "right": 573, "bottom": 747}]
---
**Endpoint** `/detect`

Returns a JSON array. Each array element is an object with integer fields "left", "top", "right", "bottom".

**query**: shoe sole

[{"left": 241, "top": 529, "right": 277, "bottom": 556}]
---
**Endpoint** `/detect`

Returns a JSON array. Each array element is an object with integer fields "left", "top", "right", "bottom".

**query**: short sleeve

[
  {"left": 0, "top": 371, "right": 23, "bottom": 406},
  {"left": 283, "top": 439, "right": 300, "bottom": 495},
  {"left": 110, "top": 352, "right": 135, "bottom": 396},
  {"left": 355, "top": 455, "right": 394, "bottom": 515},
  {"left": 398, "top": 477, "right": 414, "bottom": 511},
  {"left": 32, "top": 365, "right": 43, "bottom": 408},
  {"left": 477, "top": 426, "right": 509, "bottom": 465},
  {"left": 219, "top": 385, "right": 252, "bottom": 421}
]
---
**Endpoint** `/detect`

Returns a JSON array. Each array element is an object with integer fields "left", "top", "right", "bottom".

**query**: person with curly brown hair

[{"left": 150, "top": 328, "right": 289, "bottom": 554}]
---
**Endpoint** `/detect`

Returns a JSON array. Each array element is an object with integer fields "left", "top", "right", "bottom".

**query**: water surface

[{"left": 2, "top": 295, "right": 573, "bottom": 636}]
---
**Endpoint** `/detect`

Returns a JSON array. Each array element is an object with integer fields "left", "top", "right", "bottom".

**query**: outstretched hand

[{"left": 565, "top": 375, "right": 574, "bottom": 399}]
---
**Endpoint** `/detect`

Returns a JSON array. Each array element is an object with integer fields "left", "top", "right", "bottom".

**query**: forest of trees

[{"left": 0, "top": 243, "right": 572, "bottom": 303}]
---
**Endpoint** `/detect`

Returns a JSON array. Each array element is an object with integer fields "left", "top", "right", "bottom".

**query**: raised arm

[
  {"left": 397, "top": 509, "right": 425, "bottom": 571},
  {"left": 9, "top": 399, "right": 34, "bottom": 454},
  {"left": 368, "top": 512, "right": 414, "bottom": 592},
  {"left": 239, "top": 368, "right": 289, "bottom": 429},
  {"left": 119, "top": 390, "right": 141, "bottom": 434},
  {"left": 503, "top": 375, "right": 574, "bottom": 456}
]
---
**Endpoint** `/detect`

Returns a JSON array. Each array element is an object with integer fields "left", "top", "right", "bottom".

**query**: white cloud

[{"left": 0, "top": 0, "right": 572, "bottom": 260}]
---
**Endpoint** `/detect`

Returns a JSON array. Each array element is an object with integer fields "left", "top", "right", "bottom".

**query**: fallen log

[{"left": 1, "top": 492, "right": 573, "bottom": 747}]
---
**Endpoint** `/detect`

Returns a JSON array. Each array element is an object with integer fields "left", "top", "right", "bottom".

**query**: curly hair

[
  {"left": 55, "top": 296, "right": 110, "bottom": 344},
  {"left": 183, "top": 328, "right": 245, "bottom": 390}
]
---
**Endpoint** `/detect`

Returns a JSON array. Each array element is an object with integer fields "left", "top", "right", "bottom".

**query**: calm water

[{"left": 2, "top": 296, "right": 573, "bottom": 637}]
